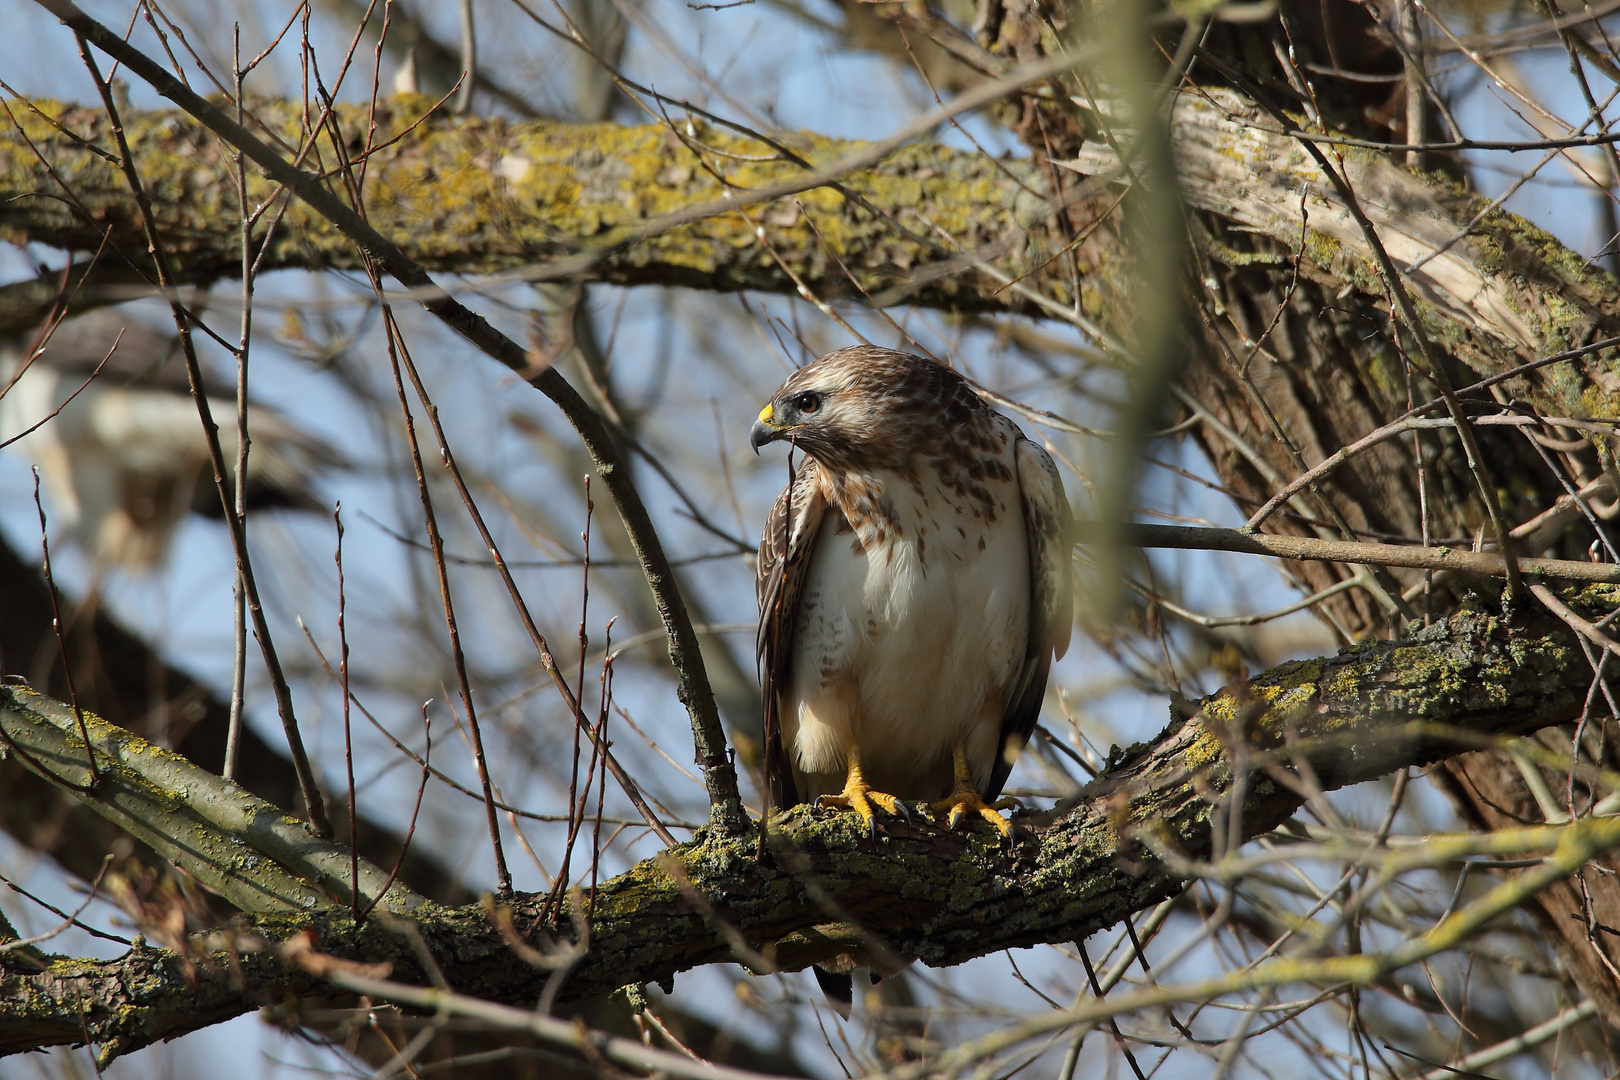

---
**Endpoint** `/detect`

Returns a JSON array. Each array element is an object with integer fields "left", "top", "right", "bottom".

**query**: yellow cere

[{"left": 758, "top": 404, "right": 774, "bottom": 423}]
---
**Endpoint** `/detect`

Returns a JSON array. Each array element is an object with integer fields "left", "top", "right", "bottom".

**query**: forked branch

[
  {"left": 27, "top": 0, "right": 745, "bottom": 830},
  {"left": 1, "top": 590, "right": 1607, "bottom": 1060}
]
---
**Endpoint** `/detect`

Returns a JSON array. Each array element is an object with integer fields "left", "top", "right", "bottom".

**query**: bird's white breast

[{"left": 784, "top": 427, "right": 1031, "bottom": 800}]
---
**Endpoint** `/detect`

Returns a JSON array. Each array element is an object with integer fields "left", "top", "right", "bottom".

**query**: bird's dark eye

[{"left": 793, "top": 391, "right": 821, "bottom": 414}]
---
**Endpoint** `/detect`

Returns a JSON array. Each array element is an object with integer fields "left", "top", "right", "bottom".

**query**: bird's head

[
  {"left": 749, "top": 383, "right": 835, "bottom": 454},
  {"left": 750, "top": 346, "right": 953, "bottom": 470}
]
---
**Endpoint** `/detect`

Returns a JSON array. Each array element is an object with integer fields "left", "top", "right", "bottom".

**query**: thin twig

[
  {"left": 1530, "top": 583, "right": 1620, "bottom": 662},
  {"left": 360, "top": 704, "right": 432, "bottom": 921},
  {"left": 1246, "top": 412, "right": 1620, "bottom": 531},
  {"left": 323, "top": 969, "right": 784, "bottom": 1080},
  {"left": 335, "top": 504, "right": 360, "bottom": 917},
  {"left": 73, "top": 30, "right": 329, "bottom": 835},
  {"left": 0, "top": 870, "right": 130, "bottom": 946},
  {"left": 1087, "top": 522, "right": 1620, "bottom": 584},
  {"left": 225, "top": 23, "right": 252, "bottom": 781},
  {"left": 0, "top": 329, "right": 120, "bottom": 452},
  {"left": 32, "top": 468, "right": 95, "bottom": 784},
  {"left": 454, "top": 0, "right": 475, "bottom": 114},
  {"left": 549, "top": 480, "right": 596, "bottom": 921},
  {"left": 0, "top": 855, "right": 112, "bottom": 955},
  {"left": 378, "top": 309, "right": 512, "bottom": 895},
  {"left": 1077, "top": 940, "right": 1149, "bottom": 1080},
  {"left": 589, "top": 620, "right": 615, "bottom": 910},
  {"left": 44, "top": 0, "right": 748, "bottom": 829},
  {"left": 1415, "top": 999, "right": 1597, "bottom": 1080}
]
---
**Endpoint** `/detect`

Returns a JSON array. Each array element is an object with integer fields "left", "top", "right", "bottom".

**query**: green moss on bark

[
  {"left": 0, "top": 594, "right": 1594, "bottom": 1062},
  {"left": 0, "top": 97, "right": 1079, "bottom": 317}
]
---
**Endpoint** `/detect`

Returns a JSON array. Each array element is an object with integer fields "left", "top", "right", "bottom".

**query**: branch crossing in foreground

[{"left": 0, "top": 591, "right": 1602, "bottom": 1062}]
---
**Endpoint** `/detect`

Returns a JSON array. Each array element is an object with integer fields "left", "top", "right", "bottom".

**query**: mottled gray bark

[
  {"left": 0, "top": 683, "right": 423, "bottom": 914},
  {"left": 0, "top": 97, "right": 1063, "bottom": 334},
  {"left": 1, "top": 593, "right": 1599, "bottom": 1062}
]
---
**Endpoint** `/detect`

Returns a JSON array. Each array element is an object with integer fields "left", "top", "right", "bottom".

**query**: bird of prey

[
  {"left": 751, "top": 346, "right": 1072, "bottom": 839},
  {"left": 0, "top": 308, "right": 340, "bottom": 568}
]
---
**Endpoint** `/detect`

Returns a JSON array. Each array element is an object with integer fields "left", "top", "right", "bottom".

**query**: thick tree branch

[
  {"left": 1069, "top": 87, "right": 1620, "bottom": 375},
  {"left": 1, "top": 592, "right": 1601, "bottom": 1061},
  {"left": 8, "top": 70, "right": 1620, "bottom": 461},
  {"left": 0, "top": 684, "right": 424, "bottom": 915},
  {"left": 5, "top": 85, "right": 1616, "bottom": 432},
  {"left": 0, "top": 529, "right": 808, "bottom": 1077},
  {"left": 0, "top": 525, "right": 476, "bottom": 908},
  {"left": 0, "top": 87, "right": 1602, "bottom": 340},
  {"left": 0, "top": 94, "right": 1067, "bottom": 334}
]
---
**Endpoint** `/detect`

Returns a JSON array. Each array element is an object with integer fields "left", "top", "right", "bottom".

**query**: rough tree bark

[
  {"left": 1, "top": 588, "right": 1611, "bottom": 1059},
  {"left": 3, "top": 93, "right": 1610, "bottom": 402},
  {"left": 0, "top": 98, "right": 1070, "bottom": 332},
  {"left": 8, "top": 3, "right": 1620, "bottom": 1058},
  {"left": 933, "top": 0, "right": 1620, "bottom": 1033}
]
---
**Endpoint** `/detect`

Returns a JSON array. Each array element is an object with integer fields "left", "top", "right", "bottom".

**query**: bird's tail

[{"left": 813, "top": 965, "right": 853, "bottom": 1020}]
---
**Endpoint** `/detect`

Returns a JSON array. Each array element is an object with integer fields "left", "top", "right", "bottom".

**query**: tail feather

[{"left": 813, "top": 965, "right": 853, "bottom": 1019}]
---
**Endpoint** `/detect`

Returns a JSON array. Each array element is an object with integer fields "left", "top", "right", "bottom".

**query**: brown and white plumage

[{"left": 751, "top": 346, "right": 1072, "bottom": 832}]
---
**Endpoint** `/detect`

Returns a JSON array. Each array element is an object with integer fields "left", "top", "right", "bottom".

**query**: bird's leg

[
  {"left": 817, "top": 743, "right": 906, "bottom": 835},
  {"left": 931, "top": 743, "right": 1013, "bottom": 837}
]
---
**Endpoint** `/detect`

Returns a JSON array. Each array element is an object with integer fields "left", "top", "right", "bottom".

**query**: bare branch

[
  {"left": 1, "top": 592, "right": 1601, "bottom": 1060},
  {"left": 1094, "top": 521, "right": 1620, "bottom": 585},
  {"left": 27, "top": 0, "right": 747, "bottom": 830}
]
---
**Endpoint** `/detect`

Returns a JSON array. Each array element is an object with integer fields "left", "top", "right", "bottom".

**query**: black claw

[
  {"left": 1004, "top": 818, "right": 1023, "bottom": 849},
  {"left": 894, "top": 800, "right": 914, "bottom": 827}
]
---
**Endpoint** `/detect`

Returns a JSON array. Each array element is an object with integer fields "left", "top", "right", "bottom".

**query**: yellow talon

[
  {"left": 931, "top": 789, "right": 1014, "bottom": 836},
  {"left": 818, "top": 745, "right": 906, "bottom": 833},
  {"left": 930, "top": 744, "right": 1014, "bottom": 836}
]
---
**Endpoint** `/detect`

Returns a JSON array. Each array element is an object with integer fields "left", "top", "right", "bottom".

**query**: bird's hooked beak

[{"left": 750, "top": 403, "right": 782, "bottom": 454}]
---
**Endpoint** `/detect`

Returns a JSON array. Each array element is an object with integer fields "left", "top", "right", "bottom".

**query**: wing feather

[
  {"left": 755, "top": 460, "right": 826, "bottom": 811},
  {"left": 986, "top": 436, "right": 1073, "bottom": 801}
]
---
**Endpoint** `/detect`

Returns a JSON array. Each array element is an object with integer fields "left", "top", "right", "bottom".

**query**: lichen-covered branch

[
  {"left": 6, "top": 84, "right": 1618, "bottom": 425},
  {"left": 0, "top": 524, "right": 476, "bottom": 909},
  {"left": 0, "top": 685, "right": 424, "bottom": 915},
  {"left": 1, "top": 592, "right": 1597, "bottom": 1062},
  {"left": 0, "top": 95, "right": 1068, "bottom": 331},
  {"left": 1071, "top": 87, "right": 1620, "bottom": 398},
  {"left": 0, "top": 526, "right": 799, "bottom": 1075}
]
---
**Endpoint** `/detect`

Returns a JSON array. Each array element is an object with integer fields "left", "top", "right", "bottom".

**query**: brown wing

[
  {"left": 755, "top": 459, "right": 826, "bottom": 812},
  {"left": 986, "top": 436, "right": 1074, "bottom": 801}
]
